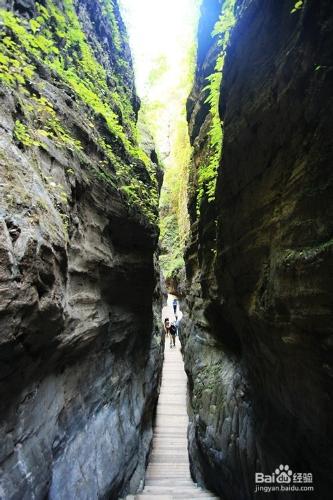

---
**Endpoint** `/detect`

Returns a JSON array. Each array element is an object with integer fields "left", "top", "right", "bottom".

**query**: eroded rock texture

[
  {"left": 0, "top": 1, "right": 163, "bottom": 498},
  {"left": 183, "top": 0, "right": 333, "bottom": 499}
]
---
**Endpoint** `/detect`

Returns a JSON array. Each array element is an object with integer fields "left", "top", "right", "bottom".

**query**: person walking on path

[
  {"left": 169, "top": 322, "right": 176, "bottom": 348},
  {"left": 175, "top": 315, "right": 181, "bottom": 338},
  {"left": 164, "top": 317, "right": 170, "bottom": 338},
  {"left": 172, "top": 298, "right": 178, "bottom": 316}
]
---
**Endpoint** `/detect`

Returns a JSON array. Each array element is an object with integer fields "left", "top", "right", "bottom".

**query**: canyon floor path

[{"left": 127, "top": 337, "right": 218, "bottom": 499}]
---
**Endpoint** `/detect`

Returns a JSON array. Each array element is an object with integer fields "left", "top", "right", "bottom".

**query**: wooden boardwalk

[{"left": 126, "top": 337, "right": 218, "bottom": 499}]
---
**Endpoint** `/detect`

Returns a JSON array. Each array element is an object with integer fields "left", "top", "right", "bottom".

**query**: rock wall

[
  {"left": 0, "top": 1, "right": 163, "bottom": 498},
  {"left": 183, "top": 0, "right": 333, "bottom": 499}
]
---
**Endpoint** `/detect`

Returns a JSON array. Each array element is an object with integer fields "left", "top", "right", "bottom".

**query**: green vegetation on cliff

[
  {"left": 0, "top": 0, "right": 158, "bottom": 223},
  {"left": 158, "top": 111, "right": 192, "bottom": 282},
  {"left": 144, "top": 50, "right": 194, "bottom": 283},
  {"left": 196, "top": 0, "right": 236, "bottom": 212}
]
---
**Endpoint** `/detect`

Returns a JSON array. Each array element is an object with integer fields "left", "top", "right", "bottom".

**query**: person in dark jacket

[
  {"left": 164, "top": 317, "right": 170, "bottom": 337},
  {"left": 172, "top": 298, "right": 177, "bottom": 315},
  {"left": 169, "top": 322, "right": 176, "bottom": 348}
]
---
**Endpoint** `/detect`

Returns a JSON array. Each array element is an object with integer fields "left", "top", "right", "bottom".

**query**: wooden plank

[{"left": 125, "top": 338, "right": 218, "bottom": 500}]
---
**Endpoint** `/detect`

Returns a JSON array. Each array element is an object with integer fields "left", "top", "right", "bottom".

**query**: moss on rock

[{"left": 0, "top": 0, "right": 159, "bottom": 223}]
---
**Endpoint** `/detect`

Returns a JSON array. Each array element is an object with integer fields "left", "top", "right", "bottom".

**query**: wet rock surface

[
  {"left": 182, "top": 0, "right": 333, "bottom": 499},
  {"left": 0, "top": 1, "right": 163, "bottom": 498}
]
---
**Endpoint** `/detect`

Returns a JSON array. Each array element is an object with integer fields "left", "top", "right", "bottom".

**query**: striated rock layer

[
  {"left": 182, "top": 0, "right": 333, "bottom": 499},
  {"left": 0, "top": 0, "right": 163, "bottom": 498}
]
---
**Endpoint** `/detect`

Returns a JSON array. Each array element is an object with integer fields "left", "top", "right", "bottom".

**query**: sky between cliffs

[
  {"left": 119, "top": 0, "right": 201, "bottom": 280},
  {"left": 119, "top": 0, "right": 200, "bottom": 158}
]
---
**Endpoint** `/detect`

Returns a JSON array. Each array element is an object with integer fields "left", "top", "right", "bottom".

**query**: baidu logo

[
  {"left": 275, "top": 464, "right": 293, "bottom": 483},
  {"left": 255, "top": 464, "right": 293, "bottom": 484},
  {"left": 255, "top": 465, "right": 314, "bottom": 493}
]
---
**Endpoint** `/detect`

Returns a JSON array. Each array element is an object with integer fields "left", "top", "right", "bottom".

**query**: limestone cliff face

[
  {"left": 183, "top": 1, "right": 333, "bottom": 499},
  {"left": 0, "top": 1, "right": 163, "bottom": 498}
]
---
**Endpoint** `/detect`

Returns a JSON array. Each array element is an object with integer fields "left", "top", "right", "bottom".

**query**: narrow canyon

[{"left": 0, "top": 1, "right": 332, "bottom": 499}]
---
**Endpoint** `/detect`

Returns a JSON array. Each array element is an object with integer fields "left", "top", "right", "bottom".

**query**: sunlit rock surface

[
  {"left": 182, "top": 0, "right": 333, "bottom": 499},
  {"left": 0, "top": 0, "right": 163, "bottom": 498}
]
